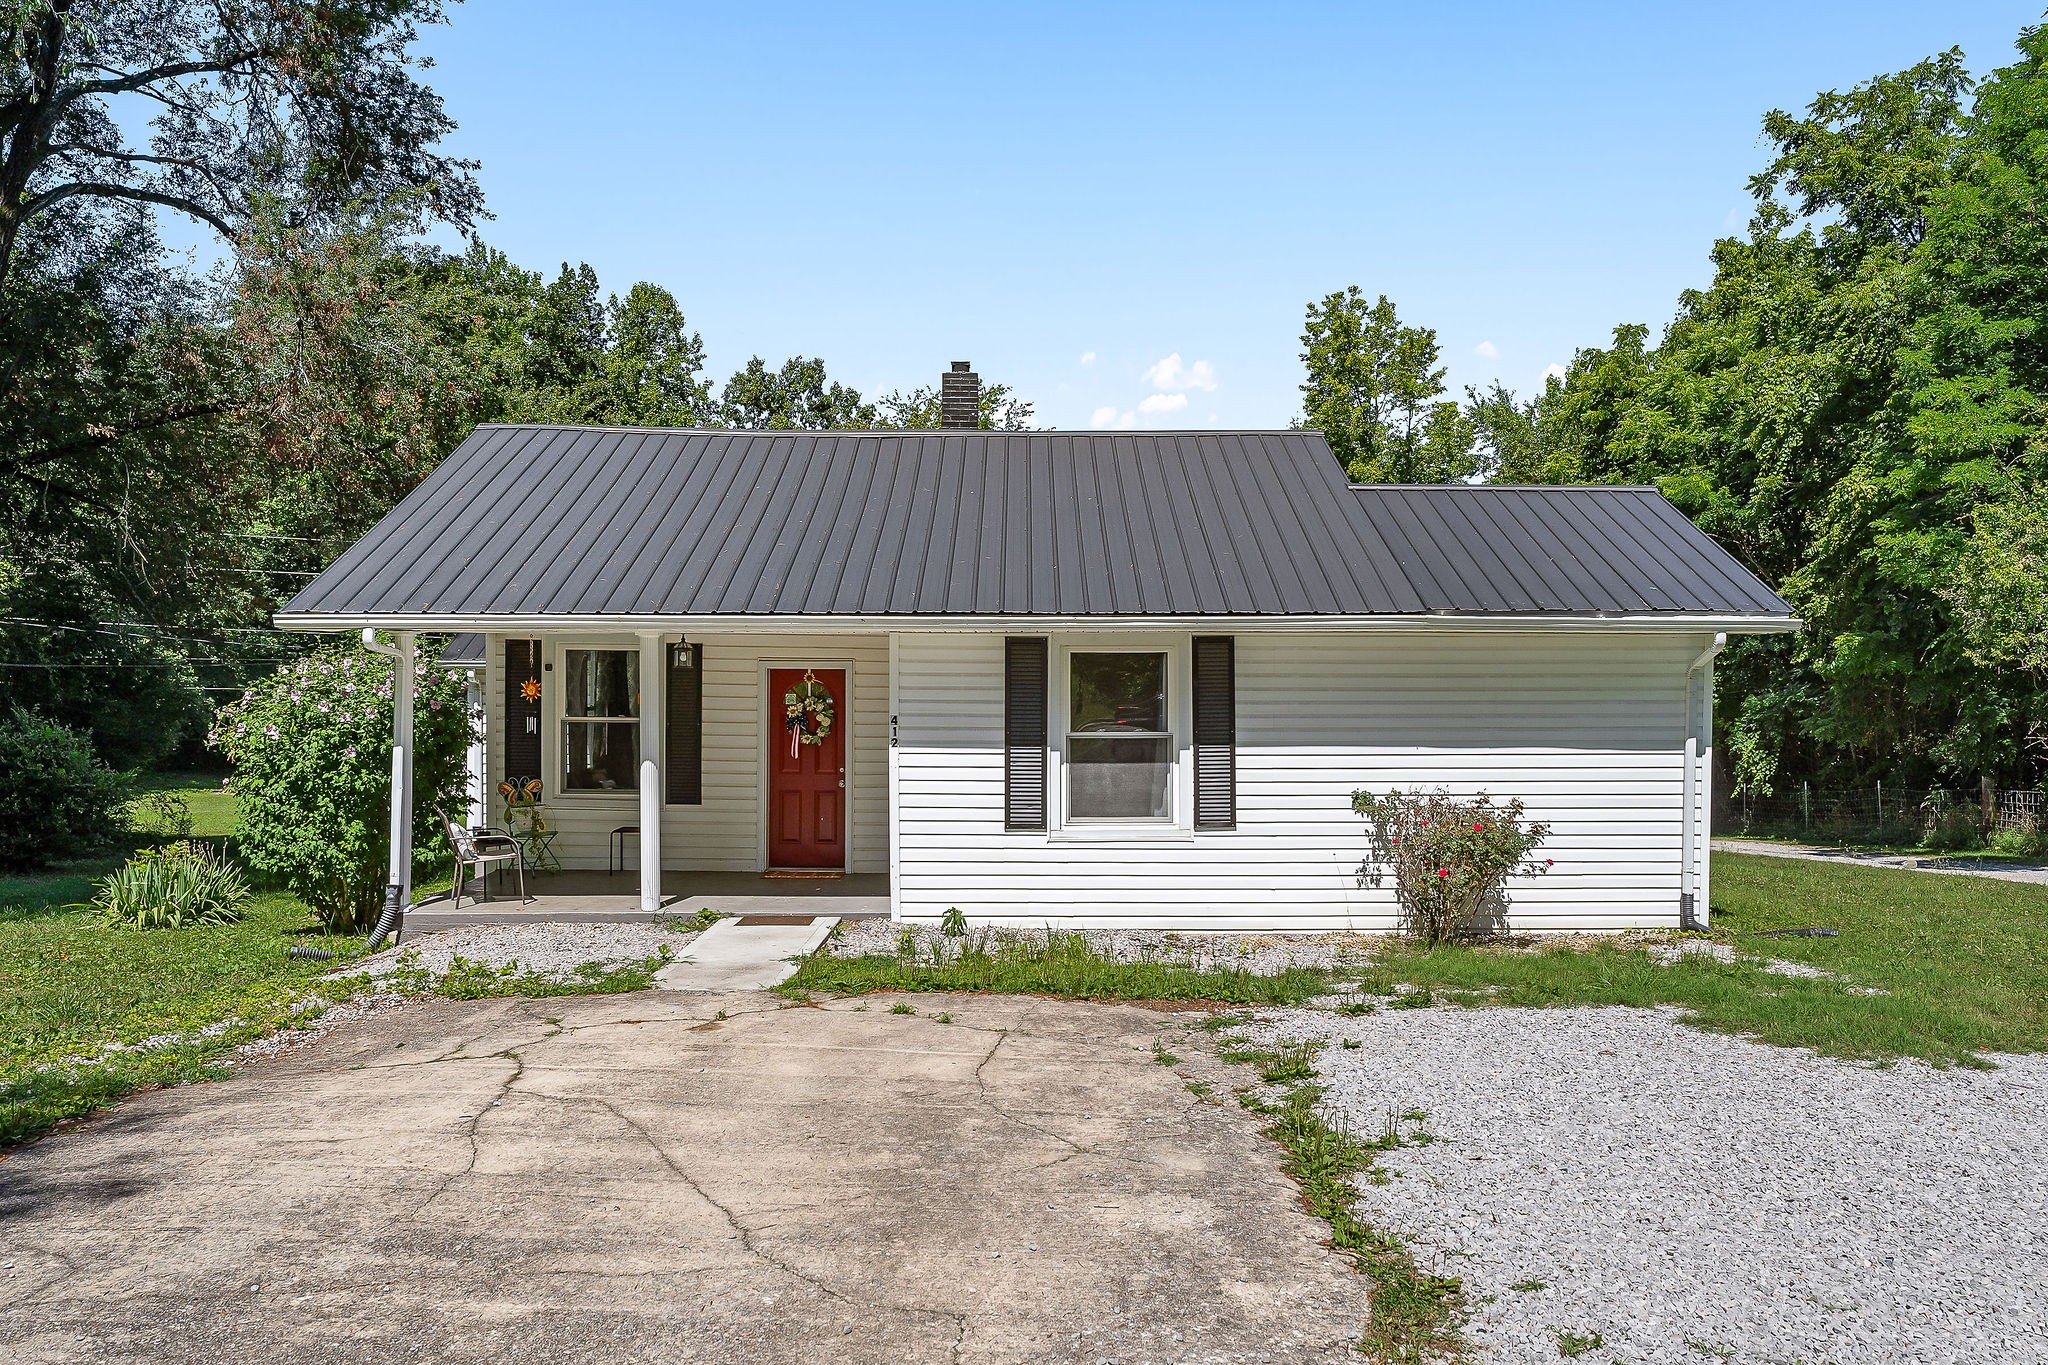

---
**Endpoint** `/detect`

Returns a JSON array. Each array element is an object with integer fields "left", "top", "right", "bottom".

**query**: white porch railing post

[{"left": 638, "top": 631, "right": 664, "bottom": 915}]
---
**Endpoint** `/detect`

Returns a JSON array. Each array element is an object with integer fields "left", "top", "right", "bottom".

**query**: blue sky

[{"left": 402, "top": 2, "right": 2042, "bottom": 430}]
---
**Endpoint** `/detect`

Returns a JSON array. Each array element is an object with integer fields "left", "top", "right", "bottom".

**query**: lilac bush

[{"left": 210, "top": 639, "right": 473, "bottom": 931}]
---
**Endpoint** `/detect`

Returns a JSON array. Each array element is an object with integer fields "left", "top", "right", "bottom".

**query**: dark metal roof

[
  {"left": 438, "top": 632, "right": 486, "bottom": 665},
  {"left": 280, "top": 426, "right": 1791, "bottom": 621}
]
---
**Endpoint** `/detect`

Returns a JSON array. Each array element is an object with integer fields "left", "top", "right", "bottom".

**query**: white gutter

[
  {"left": 277, "top": 611, "right": 1802, "bottom": 637},
  {"left": 359, "top": 628, "right": 416, "bottom": 950},
  {"left": 1680, "top": 632, "right": 1727, "bottom": 932}
]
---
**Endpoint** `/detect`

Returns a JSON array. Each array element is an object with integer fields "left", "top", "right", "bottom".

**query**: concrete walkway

[
  {"left": 1714, "top": 837, "right": 2048, "bottom": 885},
  {"left": 0, "top": 992, "right": 1368, "bottom": 1364},
  {"left": 653, "top": 916, "right": 838, "bottom": 991}
]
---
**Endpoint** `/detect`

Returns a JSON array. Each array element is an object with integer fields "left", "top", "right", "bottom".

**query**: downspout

[
  {"left": 1680, "top": 632, "right": 1727, "bottom": 932},
  {"left": 361, "top": 628, "right": 417, "bottom": 952}
]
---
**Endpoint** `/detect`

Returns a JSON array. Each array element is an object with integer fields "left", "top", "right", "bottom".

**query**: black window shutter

[
  {"left": 1004, "top": 637, "right": 1048, "bottom": 831},
  {"left": 665, "top": 643, "right": 703, "bottom": 805},
  {"left": 1193, "top": 635, "right": 1236, "bottom": 830},
  {"left": 504, "top": 638, "right": 543, "bottom": 788}
]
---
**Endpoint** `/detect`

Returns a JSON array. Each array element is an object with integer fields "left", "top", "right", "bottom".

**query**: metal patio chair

[{"left": 438, "top": 806, "right": 528, "bottom": 905}]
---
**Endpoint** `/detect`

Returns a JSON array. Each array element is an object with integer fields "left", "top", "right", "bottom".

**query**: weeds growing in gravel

[
  {"left": 1218, "top": 1034, "right": 1466, "bottom": 1363},
  {"left": 377, "top": 948, "right": 672, "bottom": 1000},
  {"left": 1555, "top": 1328, "right": 1604, "bottom": 1357},
  {"left": 780, "top": 929, "right": 1333, "bottom": 1005}
]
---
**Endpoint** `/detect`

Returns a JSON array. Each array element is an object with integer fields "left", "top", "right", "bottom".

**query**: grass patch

[
  {"left": 1364, "top": 852, "right": 2048, "bottom": 1067},
  {"left": 781, "top": 929, "right": 1333, "bottom": 1005},
  {"left": 1555, "top": 1329, "right": 1604, "bottom": 1358},
  {"left": 1223, "top": 1037, "right": 1464, "bottom": 1362},
  {"left": 0, "top": 890, "right": 370, "bottom": 1148}
]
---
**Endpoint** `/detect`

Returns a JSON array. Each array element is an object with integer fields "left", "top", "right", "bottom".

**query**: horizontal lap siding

[
  {"left": 894, "top": 631, "right": 1701, "bottom": 931},
  {"left": 485, "top": 633, "right": 886, "bottom": 873}
]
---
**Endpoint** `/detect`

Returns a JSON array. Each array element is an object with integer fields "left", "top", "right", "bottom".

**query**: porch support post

[{"left": 637, "top": 630, "right": 664, "bottom": 915}]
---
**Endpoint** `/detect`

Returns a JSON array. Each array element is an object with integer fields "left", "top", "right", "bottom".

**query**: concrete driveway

[{"left": 0, "top": 992, "right": 1367, "bottom": 1364}]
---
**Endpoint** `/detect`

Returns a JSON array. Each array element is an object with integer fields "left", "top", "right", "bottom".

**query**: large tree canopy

[
  {"left": 1383, "top": 27, "right": 2048, "bottom": 791},
  {"left": 1298, "top": 287, "right": 1481, "bottom": 484},
  {"left": 0, "top": 0, "right": 482, "bottom": 288}
]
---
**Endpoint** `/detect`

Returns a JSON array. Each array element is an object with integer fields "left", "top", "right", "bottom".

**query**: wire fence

[{"left": 1719, "top": 782, "right": 2046, "bottom": 851}]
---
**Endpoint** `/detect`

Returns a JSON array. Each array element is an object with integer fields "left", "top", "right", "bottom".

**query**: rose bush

[
  {"left": 211, "top": 639, "right": 474, "bottom": 931},
  {"left": 1351, "top": 788, "right": 1552, "bottom": 943}
]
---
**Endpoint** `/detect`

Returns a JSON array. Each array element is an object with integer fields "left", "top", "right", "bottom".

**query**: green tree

[
  {"left": 598, "top": 282, "right": 714, "bottom": 426},
  {"left": 0, "top": 0, "right": 482, "bottom": 289},
  {"left": 719, "top": 356, "right": 874, "bottom": 430},
  {"left": 1479, "top": 28, "right": 2048, "bottom": 789},
  {"left": 873, "top": 379, "right": 1034, "bottom": 430},
  {"left": 1298, "top": 286, "right": 1480, "bottom": 482}
]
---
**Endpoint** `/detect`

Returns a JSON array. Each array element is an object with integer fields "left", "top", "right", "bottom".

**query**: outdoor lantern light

[{"left": 671, "top": 637, "right": 694, "bottom": 669}]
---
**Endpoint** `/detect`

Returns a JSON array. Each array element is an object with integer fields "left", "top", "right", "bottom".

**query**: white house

[{"left": 276, "top": 364, "right": 1796, "bottom": 933}]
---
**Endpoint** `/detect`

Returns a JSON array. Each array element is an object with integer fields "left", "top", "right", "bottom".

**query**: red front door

[{"left": 767, "top": 667, "right": 846, "bottom": 869}]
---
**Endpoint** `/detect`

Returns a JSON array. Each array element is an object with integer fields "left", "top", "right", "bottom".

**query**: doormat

[
  {"left": 760, "top": 869, "right": 844, "bottom": 880},
  {"left": 734, "top": 915, "right": 819, "bottom": 927}
]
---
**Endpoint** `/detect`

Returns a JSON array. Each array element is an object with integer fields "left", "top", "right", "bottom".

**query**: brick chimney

[{"left": 940, "top": 361, "right": 980, "bottom": 429}]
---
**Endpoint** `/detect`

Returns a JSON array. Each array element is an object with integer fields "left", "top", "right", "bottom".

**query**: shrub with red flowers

[
  {"left": 210, "top": 639, "right": 474, "bottom": 932},
  {"left": 1351, "top": 787, "right": 1552, "bottom": 943}
]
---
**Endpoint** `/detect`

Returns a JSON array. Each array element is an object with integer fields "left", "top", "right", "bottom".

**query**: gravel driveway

[{"left": 1243, "top": 1005, "right": 2048, "bottom": 1364}]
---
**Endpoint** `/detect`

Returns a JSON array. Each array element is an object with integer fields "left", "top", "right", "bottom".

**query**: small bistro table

[{"left": 503, "top": 804, "right": 561, "bottom": 874}]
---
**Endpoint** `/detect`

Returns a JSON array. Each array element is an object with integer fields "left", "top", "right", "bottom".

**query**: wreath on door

[{"left": 783, "top": 671, "right": 835, "bottom": 755}]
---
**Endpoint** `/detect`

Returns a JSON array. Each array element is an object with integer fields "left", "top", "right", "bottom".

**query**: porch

[{"left": 406, "top": 869, "right": 890, "bottom": 933}]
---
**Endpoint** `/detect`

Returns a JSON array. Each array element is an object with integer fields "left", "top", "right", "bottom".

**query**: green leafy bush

[
  {"left": 1922, "top": 799, "right": 1983, "bottom": 853},
  {"left": 94, "top": 841, "right": 251, "bottom": 929},
  {"left": 1352, "top": 788, "right": 1552, "bottom": 943},
  {"left": 1989, "top": 820, "right": 2048, "bottom": 859},
  {"left": 209, "top": 640, "right": 474, "bottom": 932},
  {"left": 0, "top": 709, "right": 128, "bottom": 872}
]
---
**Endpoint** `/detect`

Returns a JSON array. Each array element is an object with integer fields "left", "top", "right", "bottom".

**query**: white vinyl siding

[
  {"left": 484, "top": 632, "right": 887, "bottom": 873},
  {"left": 893, "top": 630, "right": 1710, "bottom": 931}
]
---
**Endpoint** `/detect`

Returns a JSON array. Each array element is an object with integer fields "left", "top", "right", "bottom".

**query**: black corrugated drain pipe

[{"left": 365, "top": 883, "right": 406, "bottom": 953}]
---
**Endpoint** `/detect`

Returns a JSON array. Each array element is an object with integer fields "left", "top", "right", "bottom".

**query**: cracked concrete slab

[{"left": 0, "top": 992, "right": 1368, "bottom": 1364}]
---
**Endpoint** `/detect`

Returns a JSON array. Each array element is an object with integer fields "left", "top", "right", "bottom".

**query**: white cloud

[
  {"left": 1142, "top": 353, "right": 1218, "bottom": 392},
  {"left": 1541, "top": 362, "right": 1568, "bottom": 384},
  {"left": 1090, "top": 405, "right": 1120, "bottom": 427},
  {"left": 1137, "top": 392, "right": 1189, "bottom": 416},
  {"left": 1079, "top": 351, "right": 1096, "bottom": 366},
  {"left": 1473, "top": 340, "right": 1499, "bottom": 359}
]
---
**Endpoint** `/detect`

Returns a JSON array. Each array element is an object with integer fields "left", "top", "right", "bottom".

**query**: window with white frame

[
  {"left": 562, "top": 649, "right": 639, "bottom": 791},
  {"left": 1066, "top": 651, "right": 1171, "bottom": 820}
]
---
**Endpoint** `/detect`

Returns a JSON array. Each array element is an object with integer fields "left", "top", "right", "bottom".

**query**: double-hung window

[
  {"left": 562, "top": 649, "right": 639, "bottom": 791},
  {"left": 1066, "top": 651, "right": 1171, "bottom": 821}
]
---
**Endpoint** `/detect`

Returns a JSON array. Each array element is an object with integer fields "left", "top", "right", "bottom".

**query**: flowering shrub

[
  {"left": 1351, "top": 788, "right": 1552, "bottom": 943},
  {"left": 210, "top": 640, "right": 474, "bottom": 931}
]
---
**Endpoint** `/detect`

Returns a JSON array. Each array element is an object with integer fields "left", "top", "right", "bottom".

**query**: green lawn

[
  {"left": 0, "top": 773, "right": 363, "bottom": 1147},
  {"left": 1372, "top": 851, "right": 2048, "bottom": 1067}
]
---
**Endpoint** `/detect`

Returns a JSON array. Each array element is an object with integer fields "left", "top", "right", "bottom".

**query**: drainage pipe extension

[
  {"left": 360, "top": 627, "right": 417, "bottom": 952},
  {"left": 1680, "top": 632, "right": 1727, "bottom": 931}
]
